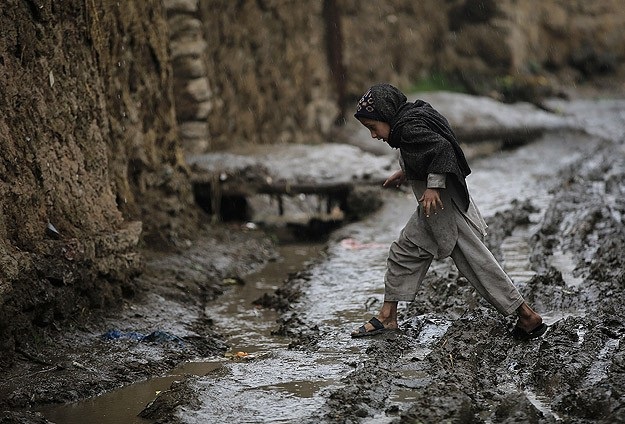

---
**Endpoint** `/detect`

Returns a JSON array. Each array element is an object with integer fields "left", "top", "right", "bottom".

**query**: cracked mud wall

[{"left": 0, "top": 0, "right": 197, "bottom": 366}]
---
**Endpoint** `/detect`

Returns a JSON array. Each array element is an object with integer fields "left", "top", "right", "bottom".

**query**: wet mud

[
  {"left": 302, "top": 125, "right": 625, "bottom": 421},
  {"left": 143, "top": 100, "right": 625, "bottom": 422},
  {"left": 3, "top": 97, "right": 625, "bottom": 424},
  {"left": 280, "top": 142, "right": 625, "bottom": 422},
  {"left": 0, "top": 225, "right": 278, "bottom": 423}
]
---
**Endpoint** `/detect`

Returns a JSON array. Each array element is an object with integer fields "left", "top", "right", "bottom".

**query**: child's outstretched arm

[{"left": 383, "top": 170, "right": 406, "bottom": 188}]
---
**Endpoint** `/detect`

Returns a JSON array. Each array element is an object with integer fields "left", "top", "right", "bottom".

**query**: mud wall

[
  {"left": 170, "top": 0, "right": 625, "bottom": 153},
  {"left": 0, "top": 0, "right": 196, "bottom": 366},
  {"left": 341, "top": 0, "right": 625, "bottom": 99},
  {"left": 199, "top": 0, "right": 341, "bottom": 150}
]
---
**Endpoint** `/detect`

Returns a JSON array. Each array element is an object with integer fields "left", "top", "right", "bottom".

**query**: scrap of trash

[
  {"left": 224, "top": 351, "right": 256, "bottom": 361},
  {"left": 339, "top": 237, "right": 387, "bottom": 250}
]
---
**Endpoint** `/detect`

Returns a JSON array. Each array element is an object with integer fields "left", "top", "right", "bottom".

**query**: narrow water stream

[
  {"left": 40, "top": 243, "right": 325, "bottom": 424},
  {"left": 42, "top": 130, "right": 594, "bottom": 423}
]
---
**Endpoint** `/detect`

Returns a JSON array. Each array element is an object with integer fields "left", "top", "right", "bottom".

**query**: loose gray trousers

[{"left": 384, "top": 202, "right": 525, "bottom": 316}]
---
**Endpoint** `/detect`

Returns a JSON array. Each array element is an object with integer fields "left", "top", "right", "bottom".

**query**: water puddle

[
  {"left": 40, "top": 242, "right": 325, "bottom": 424},
  {"left": 549, "top": 249, "right": 585, "bottom": 287},
  {"left": 205, "top": 241, "right": 325, "bottom": 352},
  {"left": 38, "top": 360, "right": 222, "bottom": 424},
  {"left": 181, "top": 349, "right": 345, "bottom": 423}
]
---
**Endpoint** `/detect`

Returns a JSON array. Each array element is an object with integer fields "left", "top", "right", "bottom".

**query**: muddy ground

[
  {"left": 273, "top": 139, "right": 625, "bottom": 422},
  {"left": 141, "top": 101, "right": 625, "bottom": 422},
  {"left": 2, "top": 95, "right": 625, "bottom": 424},
  {"left": 0, "top": 224, "right": 279, "bottom": 423}
]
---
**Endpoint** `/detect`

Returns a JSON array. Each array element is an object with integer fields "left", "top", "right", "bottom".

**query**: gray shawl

[{"left": 366, "top": 83, "right": 471, "bottom": 211}]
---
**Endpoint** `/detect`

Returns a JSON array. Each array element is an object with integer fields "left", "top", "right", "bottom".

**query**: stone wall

[
  {"left": 166, "top": 0, "right": 340, "bottom": 152},
  {"left": 164, "top": 0, "right": 214, "bottom": 154}
]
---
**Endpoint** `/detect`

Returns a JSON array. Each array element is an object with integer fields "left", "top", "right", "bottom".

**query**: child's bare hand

[
  {"left": 418, "top": 188, "right": 444, "bottom": 217},
  {"left": 383, "top": 170, "right": 406, "bottom": 188}
]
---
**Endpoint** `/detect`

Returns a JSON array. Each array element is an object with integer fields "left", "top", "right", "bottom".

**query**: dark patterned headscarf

[{"left": 354, "top": 83, "right": 407, "bottom": 124}]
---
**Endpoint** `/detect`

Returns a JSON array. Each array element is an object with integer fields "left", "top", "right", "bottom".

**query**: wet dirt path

[
  {"left": 41, "top": 98, "right": 625, "bottom": 423},
  {"left": 168, "top": 131, "right": 596, "bottom": 423},
  {"left": 39, "top": 242, "right": 324, "bottom": 424}
]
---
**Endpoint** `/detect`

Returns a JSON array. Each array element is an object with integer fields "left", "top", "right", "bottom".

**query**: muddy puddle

[
  {"left": 40, "top": 99, "right": 621, "bottom": 423},
  {"left": 38, "top": 362, "right": 220, "bottom": 424},
  {"left": 39, "top": 242, "right": 325, "bottom": 424}
]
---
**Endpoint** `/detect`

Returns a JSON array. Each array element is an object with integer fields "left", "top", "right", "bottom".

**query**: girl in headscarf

[{"left": 351, "top": 83, "right": 546, "bottom": 341}]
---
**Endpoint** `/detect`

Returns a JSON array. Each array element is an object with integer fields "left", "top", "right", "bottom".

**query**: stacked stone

[{"left": 163, "top": 0, "right": 213, "bottom": 153}]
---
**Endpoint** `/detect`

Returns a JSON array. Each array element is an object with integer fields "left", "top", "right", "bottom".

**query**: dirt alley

[
  {"left": 2, "top": 95, "right": 625, "bottom": 423},
  {"left": 143, "top": 97, "right": 625, "bottom": 423}
]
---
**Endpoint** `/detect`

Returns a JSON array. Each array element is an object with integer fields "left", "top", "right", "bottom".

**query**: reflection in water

[
  {"left": 549, "top": 250, "right": 585, "bottom": 287},
  {"left": 40, "top": 361, "right": 226, "bottom": 424},
  {"left": 41, "top": 375, "right": 182, "bottom": 424}
]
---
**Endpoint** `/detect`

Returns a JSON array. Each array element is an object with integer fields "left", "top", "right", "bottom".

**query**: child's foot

[
  {"left": 511, "top": 322, "right": 548, "bottom": 340},
  {"left": 512, "top": 307, "right": 546, "bottom": 340},
  {"left": 351, "top": 316, "right": 398, "bottom": 338},
  {"left": 515, "top": 315, "right": 543, "bottom": 334},
  {"left": 514, "top": 303, "right": 544, "bottom": 336}
]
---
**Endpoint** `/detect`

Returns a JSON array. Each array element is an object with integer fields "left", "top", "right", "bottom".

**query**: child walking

[{"left": 351, "top": 83, "right": 546, "bottom": 340}]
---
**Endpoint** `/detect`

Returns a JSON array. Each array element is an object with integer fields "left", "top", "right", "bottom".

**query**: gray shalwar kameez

[
  {"left": 354, "top": 83, "right": 526, "bottom": 318},
  {"left": 384, "top": 172, "right": 525, "bottom": 316}
]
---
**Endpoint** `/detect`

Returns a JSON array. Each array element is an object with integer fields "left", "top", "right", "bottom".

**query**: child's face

[{"left": 358, "top": 118, "right": 390, "bottom": 142}]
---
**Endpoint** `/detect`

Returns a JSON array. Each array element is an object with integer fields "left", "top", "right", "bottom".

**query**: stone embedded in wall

[
  {"left": 179, "top": 121, "right": 209, "bottom": 140},
  {"left": 170, "top": 39, "right": 208, "bottom": 60},
  {"left": 179, "top": 121, "right": 210, "bottom": 153},
  {"left": 168, "top": 15, "right": 202, "bottom": 39},
  {"left": 186, "top": 77, "right": 211, "bottom": 102},
  {"left": 172, "top": 56, "right": 206, "bottom": 79},
  {"left": 165, "top": 0, "right": 213, "bottom": 152}
]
